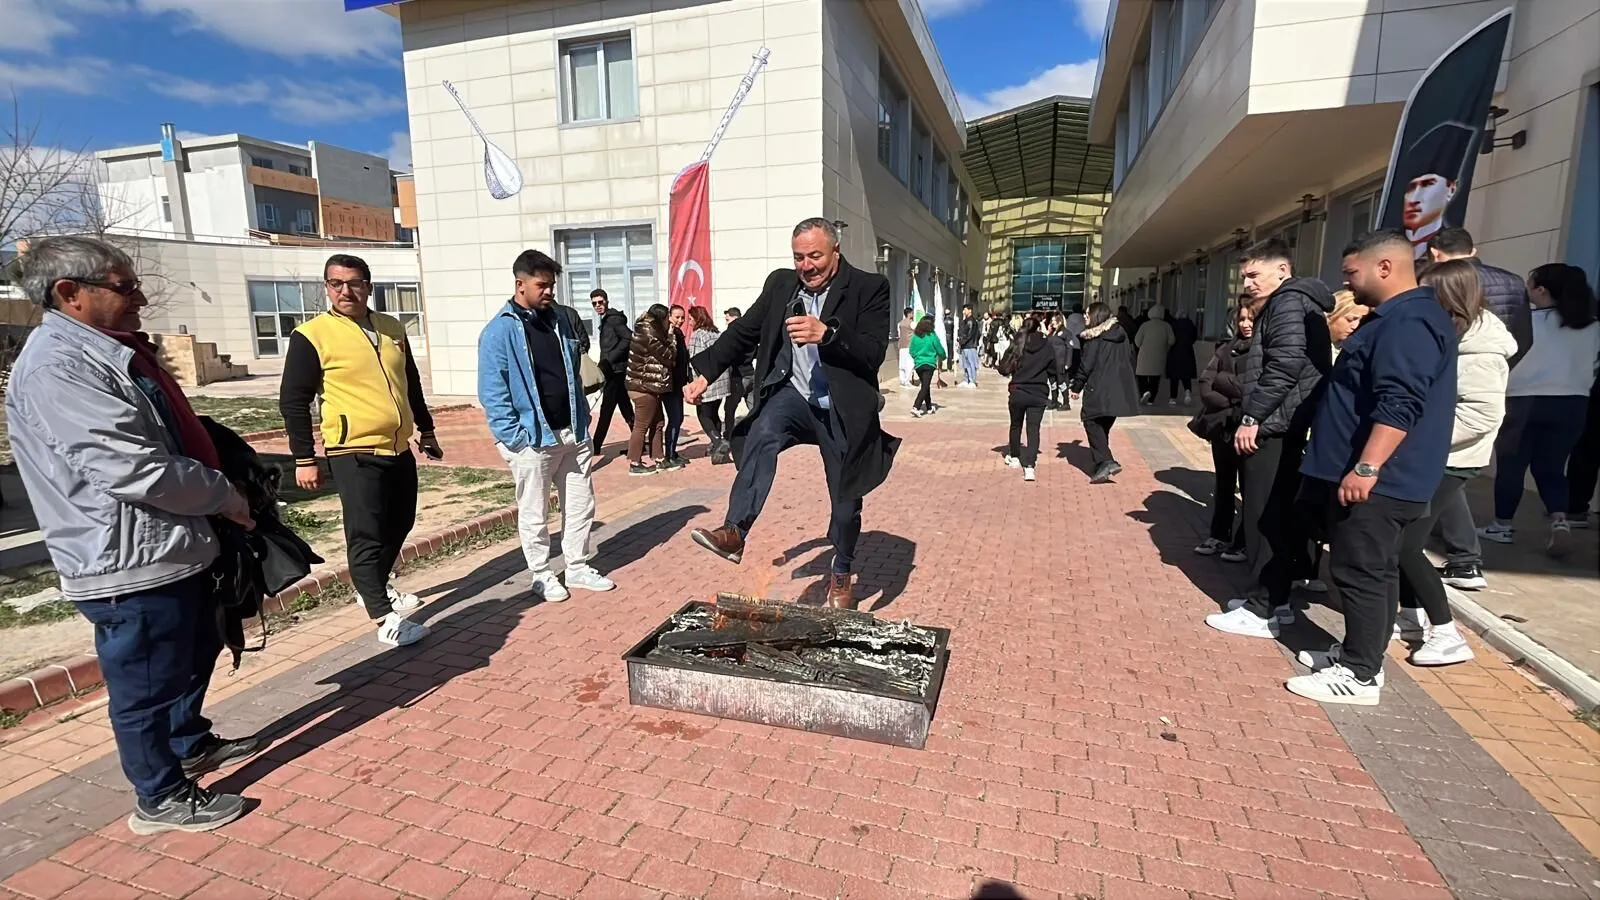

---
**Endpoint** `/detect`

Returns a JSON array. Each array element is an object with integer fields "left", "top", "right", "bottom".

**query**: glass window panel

[
  {"left": 567, "top": 269, "right": 594, "bottom": 304},
  {"left": 597, "top": 266, "right": 627, "bottom": 298},
  {"left": 605, "top": 39, "right": 636, "bottom": 119},
  {"left": 399, "top": 314, "right": 422, "bottom": 339},
  {"left": 256, "top": 338, "right": 278, "bottom": 356},
  {"left": 596, "top": 230, "right": 625, "bottom": 265},
  {"left": 275, "top": 282, "right": 302, "bottom": 311},
  {"left": 371, "top": 283, "right": 390, "bottom": 312},
  {"left": 280, "top": 314, "right": 301, "bottom": 335},
  {"left": 253, "top": 315, "right": 276, "bottom": 337},
  {"left": 626, "top": 228, "right": 653, "bottom": 263},
  {"left": 563, "top": 233, "right": 595, "bottom": 268},
  {"left": 396, "top": 285, "right": 421, "bottom": 312},
  {"left": 248, "top": 282, "right": 275, "bottom": 312},
  {"left": 628, "top": 268, "right": 654, "bottom": 314},
  {"left": 302, "top": 282, "right": 325, "bottom": 310},
  {"left": 567, "top": 45, "right": 602, "bottom": 121}
]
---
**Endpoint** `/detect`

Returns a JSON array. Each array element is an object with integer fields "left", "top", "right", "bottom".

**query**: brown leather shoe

[
  {"left": 824, "top": 573, "right": 857, "bottom": 609},
  {"left": 690, "top": 526, "right": 744, "bottom": 564}
]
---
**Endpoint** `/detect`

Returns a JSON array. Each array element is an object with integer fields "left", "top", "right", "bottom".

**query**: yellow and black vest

[{"left": 286, "top": 311, "right": 417, "bottom": 460}]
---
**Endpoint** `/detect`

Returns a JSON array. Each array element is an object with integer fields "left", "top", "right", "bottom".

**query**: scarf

[{"left": 99, "top": 329, "right": 221, "bottom": 471}]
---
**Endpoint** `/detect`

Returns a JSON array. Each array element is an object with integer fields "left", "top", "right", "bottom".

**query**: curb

[
  {"left": 0, "top": 506, "right": 517, "bottom": 717},
  {"left": 1446, "top": 584, "right": 1600, "bottom": 711},
  {"left": 234, "top": 403, "right": 477, "bottom": 445}
]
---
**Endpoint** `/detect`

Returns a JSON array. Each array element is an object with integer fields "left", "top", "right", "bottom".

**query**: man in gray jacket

[{"left": 8, "top": 236, "right": 262, "bottom": 834}]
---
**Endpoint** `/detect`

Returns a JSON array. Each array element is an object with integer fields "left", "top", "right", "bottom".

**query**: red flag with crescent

[{"left": 668, "top": 161, "right": 712, "bottom": 326}]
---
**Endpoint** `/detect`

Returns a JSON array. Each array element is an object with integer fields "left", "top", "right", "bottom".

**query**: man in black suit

[{"left": 684, "top": 217, "right": 899, "bottom": 609}]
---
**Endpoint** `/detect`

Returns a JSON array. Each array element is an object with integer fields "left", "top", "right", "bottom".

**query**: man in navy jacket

[{"left": 1290, "top": 229, "right": 1457, "bottom": 707}]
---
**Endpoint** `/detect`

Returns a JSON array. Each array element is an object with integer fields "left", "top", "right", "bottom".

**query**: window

[
  {"left": 288, "top": 163, "right": 309, "bottom": 177},
  {"left": 877, "top": 69, "right": 908, "bottom": 181},
  {"left": 1350, "top": 193, "right": 1376, "bottom": 240},
  {"left": 256, "top": 203, "right": 279, "bottom": 230},
  {"left": 294, "top": 209, "right": 316, "bottom": 234},
  {"left": 911, "top": 118, "right": 930, "bottom": 204},
  {"left": 1163, "top": 0, "right": 1184, "bottom": 104},
  {"left": 372, "top": 282, "right": 425, "bottom": 345},
  {"left": 556, "top": 225, "right": 655, "bottom": 328},
  {"left": 248, "top": 280, "right": 324, "bottom": 356},
  {"left": 160, "top": 196, "right": 171, "bottom": 223},
  {"left": 931, "top": 152, "right": 948, "bottom": 218},
  {"left": 945, "top": 172, "right": 960, "bottom": 234},
  {"left": 250, "top": 156, "right": 274, "bottom": 170},
  {"left": 1194, "top": 260, "right": 1209, "bottom": 332},
  {"left": 1010, "top": 236, "right": 1091, "bottom": 312},
  {"left": 560, "top": 35, "right": 637, "bottom": 123}
]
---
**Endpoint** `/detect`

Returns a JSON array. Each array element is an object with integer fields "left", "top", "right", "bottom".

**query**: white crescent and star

[{"left": 675, "top": 259, "right": 706, "bottom": 303}]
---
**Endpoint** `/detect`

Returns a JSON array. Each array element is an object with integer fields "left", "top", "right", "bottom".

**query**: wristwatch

[
  {"left": 1353, "top": 462, "right": 1381, "bottom": 478},
  {"left": 821, "top": 324, "right": 838, "bottom": 345},
  {"left": 1240, "top": 415, "right": 1259, "bottom": 427}
]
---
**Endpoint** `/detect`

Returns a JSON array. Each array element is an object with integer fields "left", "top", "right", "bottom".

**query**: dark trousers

[
  {"left": 1137, "top": 375, "right": 1160, "bottom": 398},
  {"left": 591, "top": 369, "right": 634, "bottom": 452},
  {"left": 1301, "top": 478, "right": 1428, "bottom": 682},
  {"left": 914, "top": 366, "right": 935, "bottom": 411},
  {"left": 1008, "top": 393, "right": 1046, "bottom": 467},
  {"left": 1169, "top": 378, "right": 1192, "bottom": 400},
  {"left": 1432, "top": 486, "right": 1483, "bottom": 567},
  {"left": 726, "top": 386, "right": 862, "bottom": 573},
  {"left": 1566, "top": 386, "right": 1600, "bottom": 516},
  {"left": 1084, "top": 415, "right": 1116, "bottom": 469},
  {"left": 1240, "top": 434, "right": 1313, "bottom": 612},
  {"left": 329, "top": 451, "right": 418, "bottom": 619},
  {"left": 1209, "top": 440, "right": 1243, "bottom": 545},
  {"left": 628, "top": 392, "right": 664, "bottom": 464},
  {"left": 75, "top": 573, "right": 222, "bottom": 803},
  {"left": 1399, "top": 474, "right": 1465, "bottom": 625},
  {"left": 696, "top": 399, "right": 729, "bottom": 446},
  {"left": 663, "top": 391, "right": 685, "bottom": 459},
  {"left": 1494, "top": 395, "right": 1589, "bottom": 519}
]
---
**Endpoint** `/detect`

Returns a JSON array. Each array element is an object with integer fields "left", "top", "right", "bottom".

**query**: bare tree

[{"left": 0, "top": 93, "right": 89, "bottom": 251}]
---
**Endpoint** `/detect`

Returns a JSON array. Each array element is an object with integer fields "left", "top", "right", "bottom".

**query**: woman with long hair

[
  {"left": 1481, "top": 263, "right": 1600, "bottom": 556},
  {"left": 908, "top": 315, "right": 946, "bottom": 416},
  {"left": 1002, "top": 315, "right": 1060, "bottom": 481},
  {"left": 624, "top": 303, "right": 675, "bottom": 475},
  {"left": 659, "top": 305, "right": 691, "bottom": 470},
  {"left": 686, "top": 305, "right": 735, "bottom": 464},
  {"left": 1191, "top": 301, "right": 1257, "bottom": 559},
  {"left": 1327, "top": 290, "right": 1365, "bottom": 354},
  {"left": 1068, "top": 303, "right": 1140, "bottom": 482}
]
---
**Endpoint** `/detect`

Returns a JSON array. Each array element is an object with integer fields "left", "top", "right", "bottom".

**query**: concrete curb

[
  {"left": 1446, "top": 584, "right": 1600, "bottom": 712},
  {"left": 0, "top": 506, "right": 516, "bottom": 718},
  {"left": 233, "top": 402, "right": 477, "bottom": 444}
]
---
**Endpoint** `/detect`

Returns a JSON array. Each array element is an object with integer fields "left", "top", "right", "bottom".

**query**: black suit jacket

[{"left": 691, "top": 258, "right": 899, "bottom": 501}]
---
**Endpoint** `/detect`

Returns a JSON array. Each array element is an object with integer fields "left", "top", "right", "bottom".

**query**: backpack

[{"left": 996, "top": 340, "right": 1024, "bottom": 377}]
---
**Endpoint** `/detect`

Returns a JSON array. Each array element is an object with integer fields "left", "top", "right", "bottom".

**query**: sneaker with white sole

[
  {"left": 1194, "top": 538, "right": 1227, "bottom": 556},
  {"left": 1022, "top": 466, "right": 1036, "bottom": 482},
  {"left": 1285, "top": 664, "right": 1381, "bottom": 706},
  {"left": 1548, "top": 520, "right": 1573, "bottom": 558},
  {"left": 1440, "top": 563, "right": 1487, "bottom": 590},
  {"left": 1205, "top": 606, "right": 1280, "bottom": 638},
  {"left": 1295, "top": 579, "right": 1328, "bottom": 594},
  {"left": 564, "top": 564, "right": 615, "bottom": 592},
  {"left": 1223, "top": 597, "right": 1295, "bottom": 624},
  {"left": 1219, "top": 548, "right": 1247, "bottom": 563},
  {"left": 1394, "top": 606, "right": 1429, "bottom": 643},
  {"left": 377, "top": 612, "right": 428, "bottom": 648},
  {"left": 1003, "top": 455, "right": 1021, "bottom": 468},
  {"left": 1295, "top": 644, "right": 1386, "bottom": 686},
  {"left": 387, "top": 584, "right": 421, "bottom": 611},
  {"left": 1410, "top": 622, "right": 1473, "bottom": 666},
  {"left": 1477, "top": 522, "right": 1514, "bottom": 544},
  {"left": 531, "top": 572, "right": 570, "bottom": 602}
]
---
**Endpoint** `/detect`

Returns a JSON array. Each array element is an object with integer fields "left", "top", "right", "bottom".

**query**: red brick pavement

[{"left": 1, "top": 414, "right": 1457, "bottom": 899}]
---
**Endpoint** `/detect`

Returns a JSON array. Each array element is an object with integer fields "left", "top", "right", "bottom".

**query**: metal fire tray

[{"left": 621, "top": 596, "right": 951, "bottom": 749}]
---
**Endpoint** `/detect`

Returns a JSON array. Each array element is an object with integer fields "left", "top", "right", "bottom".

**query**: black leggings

[
  {"left": 1137, "top": 375, "right": 1160, "bottom": 398},
  {"left": 914, "top": 366, "right": 935, "bottom": 411},
  {"left": 1169, "top": 378, "right": 1192, "bottom": 400},
  {"left": 1398, "top": 473, "right": 1465, "bottom": 625},
  {"left": 696, "top": 399, "right": 733, "bottom": 446},
  {"left": 1209, "top": 440, "right": 1242, "bottom": 545},
  {"left": 1008, "top": 393, "right": 1045, "bottom": 467}
]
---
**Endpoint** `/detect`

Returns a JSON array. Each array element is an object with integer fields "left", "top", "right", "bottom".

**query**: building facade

[
  {"left": 386, "top": 0, "right": 984, "bottom": 397},
  {"left": 1090, "top": 0, "right": 1600, "bottom": 339}
]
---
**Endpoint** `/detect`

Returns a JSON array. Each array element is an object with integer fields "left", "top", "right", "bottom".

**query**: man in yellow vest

[{"left": 279, "top": 254, "right": 441, "bottom": 648}]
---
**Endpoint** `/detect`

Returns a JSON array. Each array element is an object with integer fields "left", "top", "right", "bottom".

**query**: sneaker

[
  {"left": 1477, "top": 522, "right": 1514, "bottom": 544},
  {"left": 1410, "top": 622, "right": 1474, "bottom": 666},
  {"left": 1107, "top": 461, "right": 1123, "bottom": 478},
  {"left": 564, "top": 564, "right": 615, "bottom": 593},
  {"left": 1140, "top": 392, "right": 1153, "bottom": 404},
  {"left": 531, "top": 572, "right": 570, "bottom": 602},
  {"left": 1089, "top": 462, "right": 1115, "bottom": 484},
  {"left": 1394, "top": 606, "right": 1429, "bottom": 643},
  {"left": 387, "top": 584, "right": 421, "bottom": 612},
  {"left": 909, "top": 408, "right": 925, "bottom": 418},
  {"left": 1003, "top": 455, "right": 1021, "bottom": 468},
  {"left": 1167, "top": 398, "right": 1178, "bottom": 407},
  {"left": 180, "top": 734, "right": 267, "bottom": 779},
  {"left": 629, "top": 463, "right": 658, "bottom": 477},
  {"left": 1440, "top": 563, "right": 1487, "bottom": 591},
  {"left": 659, "top": 457, "right": 688, "bottom": 472},
  {"left": 1296, "top": 644, "right": 1387, "bottom": 686},
  {"left": 1184, "top": 391, "right": 1193, "bottom": 404},
  {"left": 1205, "top": 606, "right": 1280, "bottom": 638},
  {"left": 1548, "top": 520, "right": 1573, "bottom": 558},
  {"left": 1222, "top": 598, "right": 1294, "bottom": 624},
  {"left": 1295, "top": 579, "right": 1329, "bottom": 594},
  {"left": 1220, "top": 548, "right": 1248, "bottom": 563},
  {"left": 377, "top": 612, "right": 429, "bottom": 647},
  {"left": 1194, "top": 538, "right": 1228, "bottom": 556},
  {"left": 1285, "top": 664, "right": 1381, "bottom": 706},
  {"left": 128, "top": 782, "right": 248, "bottom": 836},
  {"left": 1022, "top": 467, "right": 1036, "bottom": 482}
]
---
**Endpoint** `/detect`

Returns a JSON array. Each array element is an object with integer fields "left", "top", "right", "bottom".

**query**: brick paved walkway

[{"left": 1, "top": 388, "right": 1597, "bottom": 899}]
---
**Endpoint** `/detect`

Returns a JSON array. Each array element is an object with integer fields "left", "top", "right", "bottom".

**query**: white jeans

[
  {"left": 496, "top": 429, "right": 596, "bottom": 577},
  {"left": 898, "top": 347, "right": 913, "bottom": 384}
]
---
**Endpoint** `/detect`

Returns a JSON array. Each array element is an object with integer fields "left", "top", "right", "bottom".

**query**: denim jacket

[
  {"left": 477, "top": 299, "right": 591, "bottom": 450},
  {"left": 6, "top": 311, "right": 233, "bottom": 600}
]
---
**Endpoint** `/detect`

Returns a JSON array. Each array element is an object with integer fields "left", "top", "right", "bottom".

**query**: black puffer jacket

[
  {"left": 625, "top": 316, "right": 675, "bottom": 395},
  {"left": 1189, "top": 335, "right": 1250, "bottom": 442},
  {"left": 1239, "top": 277, "right": 1335, "bottom": 438},
  {"left": 1473, "top": 259, "right": 1533, "bottom": 368},
  {"left": 1070, "top": 320, "right": 1140, "bottom": 419},
  {"left": 597, "top": 310, "right": 631, "bottom": 375}
]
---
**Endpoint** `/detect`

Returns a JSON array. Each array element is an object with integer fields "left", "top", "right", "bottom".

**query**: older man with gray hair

[{"left": 7, "top": 236, "right": 261, "bottom": 834}]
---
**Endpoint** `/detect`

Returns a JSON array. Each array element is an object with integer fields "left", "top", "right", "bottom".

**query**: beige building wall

[{"left": 978, "top": 196, "right": 1107, "bottom": 313}]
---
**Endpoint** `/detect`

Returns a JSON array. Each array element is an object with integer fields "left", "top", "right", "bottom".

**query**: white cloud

[
  {"left": 957, "top": 59, "right": 1098, "bottom": 120},
  {"left": 133, "top": 0, "right": 400, "bottom": 65},
  {"left": 382, "top": 131, "right": 412, "bottom": 172},
  {"left": 144, "top": 71, "right": 406, "bottom": 125},
  {"left": 919, "top": 0, "right": 986, "bottom": 19},
  {"left": 0, "top": 59, "right": 103, "bottom": 94},
  {"left": 1072, "top": 0, "right": 1112, "bottom": 37},
  {"left": 0, "top": 0, "right": 78, "bottom": 51}
]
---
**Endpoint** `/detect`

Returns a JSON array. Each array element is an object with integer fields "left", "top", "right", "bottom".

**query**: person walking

[
  {"left": 1069, "top": 303, "right": 1139, "bottom": 483},
  {"left": 1190, "top": 301, "right": 1257, "bottom": 559},
  {"left": 660, "top": 305, "right": 691, "bottom": 469},
  {"left": 1046, "top": 315, "right": 1071, "bottom": 410},
  {"left": 8, "top": 236, "right": 264, "bottom": 834},
  {"left": 684, "top": 217, "right": 900, "bottom": 610},
  {"left": 1134, "top": 305, "right": 1174, "bottom": 404},
  {"left": 897, "top": 306, "right": 916, "bottom": 386},
  {"left": 1001, "top": 316, "right": 1058, "bottom": 481},
  {"left": 624, "top": 304, "right": 675, "bottom": 476},
  {"left": 688, "top": 306, "right": 736, "bottom": 464},
  {"left": 957, "top": 304, "right": 981, "bottom": 387},
  {"left": 1166, "top": 310, "right": 1198, "bottom": 405},
  {"left": 281, "top": 253, "right": 440, "bottom": 649},
  {"left": 478, "top": 249, "right": 616, "bottom": 601},
  {"left": 909, "top": 314, "right": 946, "bottom": 417},
  {"left": 1480, "top": 263, "right": 1600, "bottom": 556},
  {"left": 589, "top": 288, "right": 634, "bottom": 455}
]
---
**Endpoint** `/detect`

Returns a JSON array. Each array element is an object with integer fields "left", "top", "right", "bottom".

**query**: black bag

[{"left": 996, "top": 341, "right": 1024, "bottom": 378}]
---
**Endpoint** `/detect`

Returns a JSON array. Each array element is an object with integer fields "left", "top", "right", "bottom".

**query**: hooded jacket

[
  {"left": 1008, "top": 331, "right": 1060, "bottom": 398},
  {"left": 1070, "top": 319, "right": 1140, "bottom": 419},
  {"left": 1134, "top": 306, "right": 1174, "bottom": 378},
  {"left": 1450, "top": 312, "right": 1518, "bottom": 468},
  {"left": 597, "top": 309, "right": 632, "bottom": 374},
  {"left": 1239, "top": 276, "right": 1336, "bottom": 438},
  {"left": 1189, "top": 333, "right": 1251, "bottom": 442}
]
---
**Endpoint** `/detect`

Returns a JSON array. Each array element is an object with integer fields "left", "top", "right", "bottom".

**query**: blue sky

[{"left": 0, "top": 0, "right": 1105, "bottom": 166}]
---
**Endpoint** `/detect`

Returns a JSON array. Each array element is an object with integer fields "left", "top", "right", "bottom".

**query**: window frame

[
  {"left": 250, "top": 156, "right": 274, "bottom": 170},
  {"left": 246, "top": 278, "right": 324, "bottom": 357},
  {"left": 1009, "top": 235, "right": 1092, "bottom": 312},
  {"left": 159, "top": 196, "right": 172, "bottom": 224},
  {"left": 550, "top": 221, "right": 657, "bottom": 328},
  {"left": 294, "top": 208, "right": 317, "bottom": 234},
  {"left": 877, "top": 65, "right": 910, "bottom": 184},
  {"left": 558, "top": 31, "right": 639, "bottom": 126},
  {"left": 256, "top": 202, "right": 279, "bottom": 230}
]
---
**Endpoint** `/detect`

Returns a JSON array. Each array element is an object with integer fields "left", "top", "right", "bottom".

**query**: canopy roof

[{"left": 961, "top": 95, "right": 1115, "bottom": 200}]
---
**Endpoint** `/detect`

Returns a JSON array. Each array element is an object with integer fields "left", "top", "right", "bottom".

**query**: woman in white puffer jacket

[{"left": 1396, "top": 260, "right": 1517, "bottom": 666}]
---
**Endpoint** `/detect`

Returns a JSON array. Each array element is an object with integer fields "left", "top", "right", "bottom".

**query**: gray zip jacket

[{"left": 6, "top": 311, "right": 233, "bottom": 601}]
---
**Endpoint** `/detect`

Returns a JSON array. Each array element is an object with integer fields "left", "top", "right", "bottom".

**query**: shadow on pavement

[
  {"left": 783, "top": 531, "right": 917, "bottom": 612},
  {"left": 590, "top": 503, "right": 710, "bottom": 573},
  {"left": 1055, "top": 439, "right": 1097, "bottom": 475},
  {"left": 971, "top": 882, "right": 1029, "bottom": 899}
]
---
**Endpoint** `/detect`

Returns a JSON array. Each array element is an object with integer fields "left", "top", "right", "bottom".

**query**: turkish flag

[{"left": 668, "top": 161, "right": 712, "bottom": 324}]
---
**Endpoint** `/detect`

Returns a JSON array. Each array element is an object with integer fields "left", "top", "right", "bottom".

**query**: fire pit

[{"left": 621, "top": 594, "right": 950, "bottom": 748}]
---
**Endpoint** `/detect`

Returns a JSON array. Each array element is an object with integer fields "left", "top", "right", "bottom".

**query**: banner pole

[{"left": 698, "top": 48, "right": 771, "bottom": 165}]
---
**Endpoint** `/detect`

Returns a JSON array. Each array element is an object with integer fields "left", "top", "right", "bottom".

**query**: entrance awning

[{"left": 961, "top": 95, "right": 1114, "bottom": 200}]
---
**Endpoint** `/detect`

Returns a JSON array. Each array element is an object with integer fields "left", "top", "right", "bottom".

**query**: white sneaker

[
  {"left": 1394, "top": 607, "right": 1429, "bottom": 643},
  {"left": 1205, "top": 606, "right": 1280, "bottom": 638},
  {"left": 564, "top": 564, "right": 615, "bottom": 593},
  {"left": 1223, "top": 598, "right": 1294, "bottom": 624},
  {"left": 1286, "top": 664, "right": 1381, "bottom": 706},
  {"left": 1022, "top": 467, "right": 1036, "bottom": 482},
  {"left": 1219, "top": 548, "right": 1247, "bottom": 563},
  {"left": 387, "top": 584, "right": 421, "bottom": 611},
  {"left": 1003, "top": 455, "right": 1021, "bottom": 468},
  {"left": 1295, "top": 579, "right": 1329, "bottom": 594},
  {"left": 531, "top": 572, "right": 570, "bottom": 602},
  {"left": 1548, "top": 520, "right": 1573, "bottom": 558},
  {"left": 1410, "top": 622, "right": 1474, "bottom": 666},
  {"left": 1194, "top": 538, "right": 1227, "bottom": 556},
  {"left": 1167, "top": 398, "right": 1178, "bottom": 407},
  {"left": 1295, "top": 644, "right": 1387, "bottom": 686},
  {"left": 1477, "top": 523, "right": 1514, "bottom": 544},
  {"left": 377, "top": 612, "right": 428, "bottom": 648},
  {"left": 1184, "top": 391, "right": 1193, "bottom": 404}
]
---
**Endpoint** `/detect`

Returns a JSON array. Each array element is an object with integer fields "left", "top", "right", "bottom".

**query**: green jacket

[{"left": 909, "top": 332, "right": 947, "bottom": 368}]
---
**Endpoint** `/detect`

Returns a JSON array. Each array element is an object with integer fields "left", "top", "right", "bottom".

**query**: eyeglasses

[
  {"left": 325, "top": 278, "right": 370, "bottom": 292},
  {"left": 68, "top": 277, "right": 142, "bottom": 297},
  {"left": 591, "top": 299, "right": 607, "bottom": 306}
]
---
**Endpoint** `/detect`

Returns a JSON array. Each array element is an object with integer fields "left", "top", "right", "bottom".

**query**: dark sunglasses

[{"left": 68, "top": 277, "right": 142, "bottom": 297}]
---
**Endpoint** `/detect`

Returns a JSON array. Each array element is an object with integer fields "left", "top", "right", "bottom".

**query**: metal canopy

[{"left": 961, "top": 95, "right": 1114, "bottom": 200}]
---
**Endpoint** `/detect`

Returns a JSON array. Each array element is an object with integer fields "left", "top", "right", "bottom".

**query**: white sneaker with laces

[
  {"left": 1219, "top": 548, "right": 1248, "bottom": 563},
  {"left": 1285, "top": 664, "right": 1381, "bottom": 706},
  {"left": 377, "top": 612, "right": 428, "bottom": 648},
  {"left": 1477, "top": 522, "right": 1515, "bottom": 544},
  {"left": 1003, "top": 455, "right": 1021, "bottom": 468},
  {"left": 1205, "top": 606, "right": 1280, "bottom": 638},
  {"left": 1410, "top": 622, "right": 1473, "bottom": 666},
  {"left": 531, "top": 572, "right": 570, "bottom": 602},
  {"left": 1222, "top": 598, "right": 1295, "bottom": 624},
  {"left": 1022, "top": 467, "right": 1036, "bottom": 482},
  {"left": 387, "top": 584, "right": 421, "bottom": 611},
  {"left": 1295, "top": 644, "right": 1386, "bottom": 686},
  {"left": 564, "top": 564, "right": 615, "bottom": 593},
  {"left": 1194, "top": 538, "right": 1227, "bottom": 556},
  {"left": 1394, "top": 606, "right": 1429, "bottom": 643},
  {"left": 1548, "top": 520, "right": 1573, "bottom": 558}
]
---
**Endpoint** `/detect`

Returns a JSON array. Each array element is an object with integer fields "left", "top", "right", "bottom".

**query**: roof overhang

[
  {"left": 1088, "top": 0, "right": 1152, "bottom": 143},
  {"left": 960, "top": 95, "right": 1114, "bottom": 201},
  {"left": 344, "top": 0, "right": 404, "bottom": 13}
]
